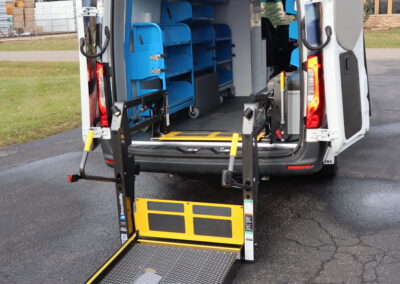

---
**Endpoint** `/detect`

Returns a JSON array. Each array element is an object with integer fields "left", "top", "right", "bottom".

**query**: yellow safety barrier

[
  {"left": 135, "top": 198, "right": 244, "bottom": 245},
  {"left": 230, "top": 133, "right": 239, "bottom": 157},
  {"left": 280, "top": 71, "right": 286, "bottom": 90},
  {"left": 84, "top": 130, "right": 95, "bottom": 152},
  {"left": 159, "top": 131, "right": 265, "bottom": 142}
]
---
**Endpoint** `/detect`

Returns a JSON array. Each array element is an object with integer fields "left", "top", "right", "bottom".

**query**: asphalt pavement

[{"left": 1, "top": 58, "right": 400, "bottom": 283}]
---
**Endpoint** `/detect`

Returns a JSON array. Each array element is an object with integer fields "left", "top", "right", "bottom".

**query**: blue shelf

[
  {"left": 213, "top": 24, "right": 231, "bottom": 40},
  {"left": 190, "top": 22, "right": 215, "bottom": 44},
  {"left": 217, "top": 59, "right": 232, "bottom": 65},
  {"left": 125, "top": 21, "right": 195, "bottom": 116},
  {"left": 165, "top": 44, "right": 193, "bottom": 78},
  {"left": 164, "top": 41, "right": 191, "bottom": 47},
  {"left": 218, "top": 67, "right": 233, "bottom": 86},
  {"left": 162, "top": 2, "right": 215, "bottom": 24},
  {"left": 216, "top": 37, "right": 231, "bottom": 42},
  {"left": 162, "top": 24, "right": 192, "bottom": 46},
  {"left": 167, "top": 81, "right": 195, "bottom": 108},
  {"left": 215, "top": 39, "right": 232, "bottom": 63},
  {"left": 213, "top": 24, "right": 233, "bottom": 90},
  {"left": 285, "top": 0, "right": 297, "bottom": 16}
]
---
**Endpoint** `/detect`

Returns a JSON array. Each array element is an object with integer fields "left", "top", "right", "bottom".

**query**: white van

[{"left": 76, "top": 0, "right": 370, "bottom": 177}]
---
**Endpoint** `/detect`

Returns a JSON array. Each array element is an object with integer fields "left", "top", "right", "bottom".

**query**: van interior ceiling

[{"left": 114, "top": 0, "right": 302, "bottom": 145}]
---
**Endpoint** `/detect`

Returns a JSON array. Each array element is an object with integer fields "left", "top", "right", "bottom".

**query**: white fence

[
  {"left": 35, "top": 0, "right": 76, "bottom": 33},
  {"left": 0, "top": 0, "right": 13, "bottom": 36}
]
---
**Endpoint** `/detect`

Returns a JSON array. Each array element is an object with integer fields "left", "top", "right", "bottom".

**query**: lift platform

[
  {"left": 69, "top": 90, "right": 269, "bottom": 283},
  {"left": 87, "top": 199, "right": 243, "bottom": 284}
]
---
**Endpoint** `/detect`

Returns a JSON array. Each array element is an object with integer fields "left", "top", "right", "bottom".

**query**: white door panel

[{"left": 321, "top": 0, "right": 370, "bottom": 155}]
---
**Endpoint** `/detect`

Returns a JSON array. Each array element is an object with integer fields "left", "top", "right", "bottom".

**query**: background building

[{"left": 364, "top": 0, "right": 400, "bottom": 29}]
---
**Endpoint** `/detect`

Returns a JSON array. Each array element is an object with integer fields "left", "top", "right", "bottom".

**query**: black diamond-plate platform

[{"left": 100, "top": 243, "right": 237, "bottom": 284}]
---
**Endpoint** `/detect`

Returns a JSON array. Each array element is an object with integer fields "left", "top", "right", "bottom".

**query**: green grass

[
  {"left": 0, "top": 36, "right": 78, "bottom": 51},
  {"left": 365, "top": 29, "right": 400, "bottom": 48},
  {"left": 0, "top": 62, "right": 80, "bottom": 147}
]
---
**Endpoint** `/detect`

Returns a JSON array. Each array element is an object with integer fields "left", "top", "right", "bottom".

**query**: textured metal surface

[{"left": 100, "top": 244, "right": 237, "bottom": 284}]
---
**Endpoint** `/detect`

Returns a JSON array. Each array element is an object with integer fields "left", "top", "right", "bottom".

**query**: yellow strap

[
  {"left": 84, "top": 130, "right": 95, "bottom": 152},
  {"left": 230, "top": 133, "right": 239, "bottom": 157},
  {"left": 280, "top": 71, "right": 286, "bottom": 90}
]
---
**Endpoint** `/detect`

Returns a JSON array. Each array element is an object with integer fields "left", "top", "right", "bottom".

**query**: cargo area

[{"left": 112, "top": 0, "right": 302, "bottom": 148}]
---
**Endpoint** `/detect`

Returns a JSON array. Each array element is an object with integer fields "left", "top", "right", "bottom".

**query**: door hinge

[
  {"left": 78, "top": 7, "right": 104, "bottom": 17},
  {"left": 151, "top": 68, "right": 167, "bottom": 74},
  {"left": 150, "top": 54, "right": 167, "bottom": 60},
  {"left": 83, "top": 127, "right": 111, "bottom": 140},
  {"left": 307, "top": 129, "right": 338, "bottom": 142}
]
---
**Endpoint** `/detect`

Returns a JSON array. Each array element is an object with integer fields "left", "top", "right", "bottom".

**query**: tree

[{"left": 262, "top": 2, "right": 293, "bottom": 26}]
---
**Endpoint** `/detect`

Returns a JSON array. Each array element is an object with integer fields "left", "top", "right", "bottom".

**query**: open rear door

[{"left": 320, "top": 0, "right": 370, "bottom": 155}]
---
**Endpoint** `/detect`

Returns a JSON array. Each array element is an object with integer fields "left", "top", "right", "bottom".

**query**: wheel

[
  {"left": 188, "top": 107, "right": 200, "bottom": 119},
  {"left": 227, "top": 87, "right": 236, "bottom": 97},
  {"left": 319, "top": 161, "right": 338, "bottom": 178}
]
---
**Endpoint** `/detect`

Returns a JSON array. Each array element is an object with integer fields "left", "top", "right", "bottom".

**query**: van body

[{"left": 76, "top": 0, "right": 370, "bottom": 176}]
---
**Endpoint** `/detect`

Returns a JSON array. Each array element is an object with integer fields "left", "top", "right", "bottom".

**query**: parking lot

[{"left": 1, "top": 55, "right": 400, "bottom": 283}]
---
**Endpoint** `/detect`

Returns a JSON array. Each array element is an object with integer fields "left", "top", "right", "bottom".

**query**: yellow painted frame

[
  {"left": 86, "top": 233, "right": 137, "bottom": 284},
  {"left": 137, "top": 239, "right": 242, "bottom": 253},
  {"left": 158, "top": 131, "right": 265, "bottom": 142},
  {"left": 135, "top": 198, "right": 244, "bottom": 245}
]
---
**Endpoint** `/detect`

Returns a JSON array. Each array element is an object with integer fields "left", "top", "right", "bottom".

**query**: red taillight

[
  {"left": 96, "top": 62, "right": 109, "bottom": 127},
  {"left": 288, "top": 165, "right": 314, "bottom": 170},
  {"left": 306, "top": 54, "right": 325, "bottom": 129}
]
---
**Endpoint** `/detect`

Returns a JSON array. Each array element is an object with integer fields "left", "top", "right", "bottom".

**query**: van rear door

[{"left": 307, "top": 0, "right": 370, "bottom": 155}]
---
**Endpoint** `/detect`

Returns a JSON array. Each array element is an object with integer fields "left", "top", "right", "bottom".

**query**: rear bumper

[{"left": 127, "top": 141, "right": 328, "bottom": 176}]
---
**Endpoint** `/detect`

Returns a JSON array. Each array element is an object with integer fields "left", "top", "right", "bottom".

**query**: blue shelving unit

[
  {"left": 190, "top": 22, "right": 216, "bottom": 73},
  {"left": 213, "top": 24, "right": 234, "bottom": 92},
  {"left": 288, "top": 20, "right": 299, "bottom": 69},
  {"left": 162, "top": 1, "right": 215, "bottom": 24},
  {"left": 125, "top": 22, "right": 195, "bottom": 117}
]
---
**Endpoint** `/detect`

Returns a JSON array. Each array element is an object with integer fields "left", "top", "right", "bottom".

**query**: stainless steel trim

[{"left": 131, "top": 141, "right": 297, "bottom": 150}]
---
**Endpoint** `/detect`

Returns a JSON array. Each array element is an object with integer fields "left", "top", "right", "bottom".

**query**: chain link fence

[{"left": 3, "top": 0, "right": 77, "bottom": 37}]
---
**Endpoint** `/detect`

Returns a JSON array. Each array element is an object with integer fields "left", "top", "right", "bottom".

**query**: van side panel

[
  {"left": 339, "top": 51, "right": 362, "bottom": 139},
  {"left": 113, "top": 0, "right": 127, "bottom": 102},
  {"left": 320, "top": 0, "right": 370, "bottom": 155}
]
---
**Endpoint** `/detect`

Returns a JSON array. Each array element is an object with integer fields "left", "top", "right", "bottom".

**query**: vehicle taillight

[
  {"left": 306, "top": 54, "right": 325, "bottom": 128},
  {"left": 96, "top": 62, "right": 109, "bottom": 127}
]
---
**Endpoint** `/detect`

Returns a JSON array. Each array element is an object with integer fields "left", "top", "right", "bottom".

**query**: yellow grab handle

[
  {"left": 230, "top": 133, "right": 240, "bottom": 157},
  {"left": 84, "top": 130, "right": 95, "bottom": 152},
  {"left": 280, "top": 71, "right": 286, "bottom": 90}
]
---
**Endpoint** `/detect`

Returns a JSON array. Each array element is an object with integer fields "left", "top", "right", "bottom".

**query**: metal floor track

[{"left": 100, "top": 243, "right": 237, "bottom": 284}]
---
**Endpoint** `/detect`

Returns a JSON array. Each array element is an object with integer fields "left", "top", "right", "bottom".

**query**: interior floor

[
  {"left": 132, "top": 97, "right": 252, "bottom": 142},
  {"left": 172, "top": 97, "right": 249, "bottom": 132}
]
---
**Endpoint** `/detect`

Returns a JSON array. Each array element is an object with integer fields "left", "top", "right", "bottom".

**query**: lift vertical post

[
  {"left": 242, "top": 102, "right": 260, "bottom": 261},
  {"left": 110, "top": 102, "right": 136, "bottom": 243}
]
